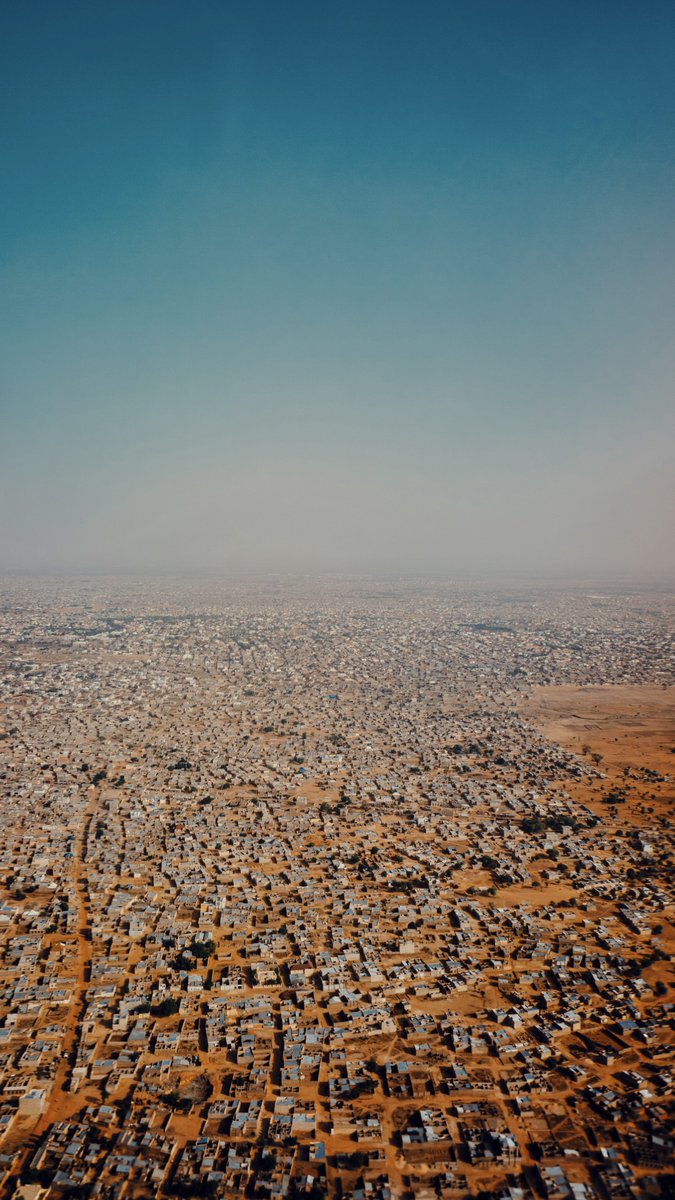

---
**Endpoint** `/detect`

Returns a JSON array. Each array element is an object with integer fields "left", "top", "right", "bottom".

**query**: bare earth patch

[{"left": 523, "top": 684, "right": 674, "bottom": 774}]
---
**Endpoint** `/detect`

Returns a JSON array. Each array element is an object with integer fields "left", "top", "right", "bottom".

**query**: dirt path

[{"left": 34, "top": 784, "right": 99, "bottom": 1132}]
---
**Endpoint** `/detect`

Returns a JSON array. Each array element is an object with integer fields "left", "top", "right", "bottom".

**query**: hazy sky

[{"left": 1, "top": 1, "right": 674, "bottom": 577}]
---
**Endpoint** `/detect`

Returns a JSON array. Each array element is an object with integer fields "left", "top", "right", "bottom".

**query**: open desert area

[{"left": 526, "top": 685, "right": 674, "bottom": 781}]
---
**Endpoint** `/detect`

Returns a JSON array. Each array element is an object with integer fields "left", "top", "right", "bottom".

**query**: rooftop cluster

[{"left": 0, "top": 578, "right": 672, "bottom": 1199}]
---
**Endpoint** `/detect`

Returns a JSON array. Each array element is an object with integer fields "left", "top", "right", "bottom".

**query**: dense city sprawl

[{"left": 0, "top": 578, "right": 672, "bottom": 1200}]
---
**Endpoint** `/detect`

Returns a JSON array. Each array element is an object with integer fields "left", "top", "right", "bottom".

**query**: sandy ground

[{"left": 523, "top": 684, "right": 675, "bottom": 778}]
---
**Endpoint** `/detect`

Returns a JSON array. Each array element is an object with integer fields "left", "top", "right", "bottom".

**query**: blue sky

[{"left": 1, "top": 1, "right": 674, "bottom": 575}]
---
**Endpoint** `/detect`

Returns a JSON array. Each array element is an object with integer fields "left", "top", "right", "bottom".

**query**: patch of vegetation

[
  {"left": 190, "top": 937, "right": 216, "bottom": 961},
  {"left": 152, "top": 996, "right": 180, "bottom": 1017},
  {"left": 521, "top": 813, "right": 581, "bottom": 834}
]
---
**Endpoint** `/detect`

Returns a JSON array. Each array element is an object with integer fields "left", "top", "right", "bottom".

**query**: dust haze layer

[{"left": 1, "top": 1, "right": 674, "bottom": 579}]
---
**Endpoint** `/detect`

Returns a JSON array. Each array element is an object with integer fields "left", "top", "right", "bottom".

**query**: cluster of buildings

[{"left": 0, "top": 577, "right": 672, "bottom": 1199}]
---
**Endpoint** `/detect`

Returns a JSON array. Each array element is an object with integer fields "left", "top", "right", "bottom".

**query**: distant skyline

[{"left": 1, "top": 1, "right": 674, "bottom": 578}]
